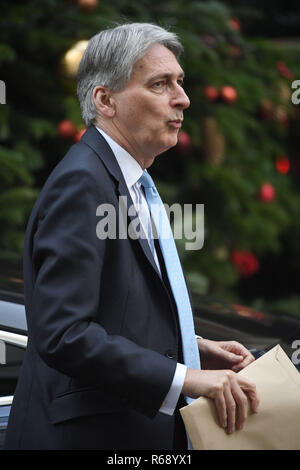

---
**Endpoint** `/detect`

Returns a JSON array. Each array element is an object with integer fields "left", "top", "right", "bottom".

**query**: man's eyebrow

[{"left": 146, "top": 71, "right": 185, "bottom": 83}]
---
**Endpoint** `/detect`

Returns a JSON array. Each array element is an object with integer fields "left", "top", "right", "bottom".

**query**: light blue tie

[{"left": 138, "top": 170, "right": 201, "bottom": 397}]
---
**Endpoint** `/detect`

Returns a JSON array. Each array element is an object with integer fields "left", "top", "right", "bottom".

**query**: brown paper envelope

[{"left": 180, "top": 345, "right": 300, "bottom": 450}]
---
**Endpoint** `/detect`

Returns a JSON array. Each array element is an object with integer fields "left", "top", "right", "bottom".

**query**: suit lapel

[{"left": 82, "top": 125, "right": 162, "bottom": 278}]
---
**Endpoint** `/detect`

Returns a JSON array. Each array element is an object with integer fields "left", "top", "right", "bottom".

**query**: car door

[{"left": 0, "top": 300, "right": 27, "bottom": 450}]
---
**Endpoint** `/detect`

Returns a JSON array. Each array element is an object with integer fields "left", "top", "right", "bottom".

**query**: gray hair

[{"left": 77, "top": 23, "right": 184, "bottom": 126}]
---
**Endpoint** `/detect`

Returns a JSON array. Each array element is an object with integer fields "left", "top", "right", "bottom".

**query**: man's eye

[
  {"left": 177, "top": 79, "right": 184, "bottom": 87},
  {"left": 153, "top": 81, "right": 164, "bottom": 88}
]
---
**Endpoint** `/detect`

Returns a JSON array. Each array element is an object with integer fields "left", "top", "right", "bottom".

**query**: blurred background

[{"left": 0, "top": 0, "right": 300, "bottom": 318}]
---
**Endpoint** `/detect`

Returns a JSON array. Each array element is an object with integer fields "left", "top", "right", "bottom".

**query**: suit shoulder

[
  {"left": 31, "top": 141, "right": 115, "bottom": 221},
  {"left": 49, "top": 141, "right": 107, "bottom": 181},
  {"left": 40, "top": 141, "right": 116, "bottom": 198}
]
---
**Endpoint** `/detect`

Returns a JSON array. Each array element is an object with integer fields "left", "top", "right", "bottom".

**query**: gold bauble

[
  {"left": 202, "top": 116, "right": 226, "bottom": 166},
  {"left": 78, "top": 0, "right": 98, "bottom": 12},
  {"left": 278, "top": 81, "right": 291, "bottom": 104},
  {"left": 214, "top": 246, "right": 229, "bottom": 261},
  {"left": 62, "top": 40, "right": 88, "bottom": 77}
]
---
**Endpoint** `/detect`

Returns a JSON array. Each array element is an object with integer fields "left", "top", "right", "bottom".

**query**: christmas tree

[{"left": 0, "top": 0, "right": 299, "bottom": 315}]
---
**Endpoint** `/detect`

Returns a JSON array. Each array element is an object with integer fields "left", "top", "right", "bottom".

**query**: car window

[
  {"left": 0, "top": 340, "right": 26, "bottom": 396},
  {"left": 0, "top": 404, "right": 12, "bottom": 449},
  {"left": 0, "top": 326, "right": 27, "bottom": 450},
  {"left": 0, "top": 300, "right": 27, "bottom": 333}
]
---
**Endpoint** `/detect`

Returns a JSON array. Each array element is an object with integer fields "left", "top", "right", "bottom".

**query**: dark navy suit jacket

[{"left": 5, "top": 125, "right": 184, "bottom": 450}]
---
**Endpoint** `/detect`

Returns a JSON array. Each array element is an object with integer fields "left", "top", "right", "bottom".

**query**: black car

[
  {"left": 0, "top": 295, "right": 26, "bottom": 449},
  {"left": 0, "top": 260, "right": 299, "bottom": 449}
]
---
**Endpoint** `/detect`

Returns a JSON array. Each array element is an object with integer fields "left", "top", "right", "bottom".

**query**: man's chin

[
  {"left": 151, "top": 135, "right": 180, "bottom": 157},
  {"left": 159, "top": 142, "right": 178, "bottom": 155},
  {"left": 168, "top": 135, "right": 180, "bottom": 150}
]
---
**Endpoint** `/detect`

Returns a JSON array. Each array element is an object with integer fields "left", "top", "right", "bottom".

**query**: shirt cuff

[{"left": 159, "top": 362, "right": 187, "bottom": 416}]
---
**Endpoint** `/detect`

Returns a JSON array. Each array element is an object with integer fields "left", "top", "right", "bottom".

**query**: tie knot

[{"left": 138, "top": 170, "right": 155, "bottom": 189}]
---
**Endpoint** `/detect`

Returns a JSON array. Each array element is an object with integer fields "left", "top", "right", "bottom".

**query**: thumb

[{"left": 223, "top": 351, "right": 243, "bottom": 363}]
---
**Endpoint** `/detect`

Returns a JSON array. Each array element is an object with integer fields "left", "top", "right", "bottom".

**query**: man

[{"left": 5, "top": 23, "right": 259, "bottom": 450}]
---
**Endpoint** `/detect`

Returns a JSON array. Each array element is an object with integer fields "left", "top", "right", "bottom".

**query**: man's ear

[{"left": 93, "top": 86, "right": 116, "bottom": 118}]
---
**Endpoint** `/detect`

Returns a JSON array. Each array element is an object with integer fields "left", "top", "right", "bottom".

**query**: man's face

[{"left": 110, "top": 43, "right": 190, "bottom": 164}]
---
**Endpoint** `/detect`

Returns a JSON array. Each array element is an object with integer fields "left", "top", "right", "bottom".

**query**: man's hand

[
  {"left": 197, "top": 338, "right": 255, "bottom": 372},
  {"left": 182, "top": 368, "right": 259, "bottom": 435}
]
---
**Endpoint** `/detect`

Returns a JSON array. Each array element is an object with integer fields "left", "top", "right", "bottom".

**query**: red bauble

[
  {"left": 203, "top": 35, "right": 217, "bottom": 47},
  {"left": 220, "top": 85, "right": 238, "bottom": 104},
  {"left": 74, "top": 128, "right": 87, "bottom": 142},
  {"left": 231, "top": 250, "right": 259, "bottom": 277},
  {"left": 276, "top": 156, "right": 290, "bottom": 174},
  {"left": 274, "top": 107, "right": 289, "bottom": 128},
  {"left": 258, "top": 183, "right": 276, "bottom": 203},
  {"left": 57, "top": 120, "right": 77, "bottom": 139},
  {"left": 259, "top": 99, "right": 273, "bottom": 120},
  {"left": 177, "top": 131, "right": 192, "bottom": 152},
  {"left": 276, "top": 61, "right": 294, "bottom": 80},
  {"left": 228, "top": 18, "right": 242, "bottom": 32},
  {"left": 78, "top": 0, "right": 98, "bottom": 12},
  {"left": 203, "top": 85, "right": 219, "bottom": 102}
]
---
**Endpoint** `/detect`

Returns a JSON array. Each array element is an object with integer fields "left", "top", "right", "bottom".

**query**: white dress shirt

[{"left": 96, "top": 127, "right": 187, "bottom": 416}]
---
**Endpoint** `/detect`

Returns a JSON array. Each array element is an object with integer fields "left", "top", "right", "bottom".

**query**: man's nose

[{"left": 171, "top": 85, "right": 190, "bottom": 110}]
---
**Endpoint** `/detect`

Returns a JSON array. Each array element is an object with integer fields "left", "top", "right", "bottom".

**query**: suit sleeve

[{"left": 30, "top": 167, "right": 177, "bottom": 418}]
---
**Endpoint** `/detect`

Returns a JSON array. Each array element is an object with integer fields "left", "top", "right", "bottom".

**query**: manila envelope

[{"left": 180, "top": 345, "right": 300, "bottom": 450}]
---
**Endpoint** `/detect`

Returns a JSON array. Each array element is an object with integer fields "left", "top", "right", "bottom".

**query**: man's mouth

[{"left": 168, "top": 119, "right": 183, "bottom": 128}]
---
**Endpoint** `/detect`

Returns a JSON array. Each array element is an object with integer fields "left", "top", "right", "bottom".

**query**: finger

[
  {"left": 226, "top": 342, "right": 255, "bottom": 362},
  {"left": 223, "top": 380, "right": 236, "bottom": 434},
  {"left": 238, "top": 377, "right": 260, "bottom": 413},
  {"left": 246, "top": 388, "right": 260, "bottom": 413},
  {"left": 231, "top": 353, "right": 254, "bottom": 372},
  {"left": 214, "top": 389, "right": 227, "bottom": 430},
  {"left": 224, "top": 351, "right": 244, "bottom": 364},
  {"left": 241, "top": 352, "right": 255, "bottom": 366},
  {"left": 231, "top": 381, "right": 248, "bottom": 430},
  {"left": 231, "top": 341, "right": 251, "bottom": 354},
  {"left": 232, "top": 363, "right": 243, "bottom": 373}
]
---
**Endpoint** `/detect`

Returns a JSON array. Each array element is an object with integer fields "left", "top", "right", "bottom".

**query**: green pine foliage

[{"left": 0, "top": 0, "right": 299, "bottom": 314}]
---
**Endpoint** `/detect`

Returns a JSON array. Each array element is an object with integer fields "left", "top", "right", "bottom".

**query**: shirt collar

[{"left": 96, "top": 127, "right": 143, "bottom": 188}]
